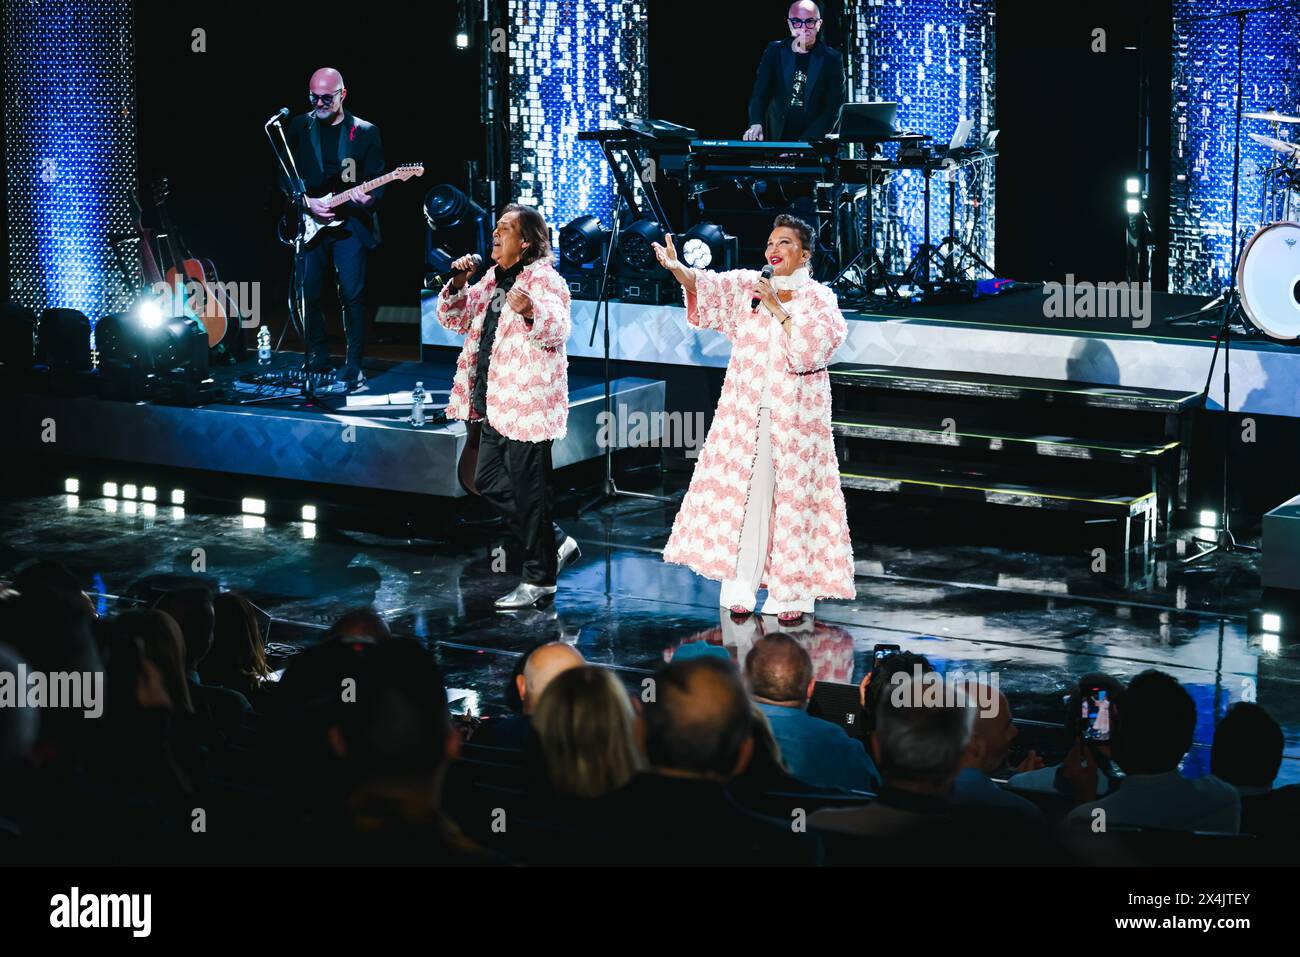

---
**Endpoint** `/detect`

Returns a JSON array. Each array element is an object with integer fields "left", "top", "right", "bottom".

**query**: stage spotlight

[
  {"left": 1125, "top": 197, "right": 1141, "bottom": 215},
  {"left": 1126, "top": 178, "right": 1141, "bottom": 195},
  {"left": 1200, "top": 509, "right": 1217, "bottom": 528},
  {"left": 141, "top": 486, "right": 157, "bottom": 502},
  {"left": 679, "top": 222, "right": 738, "bottom": 271},
  {"left": 242, "top": 497, "right": 266, "bottom": 516},
  {"left": 456, "top": 31, "right": 469, "bottom": 49},
  {"left": 135, "top": 296, "right": 164, "bottom": 329},
  {"left": 558, "top": 215, "right": 612, "bottom": 299},
  {"left": 1262, "top": 612, "right": 1282, "bottom": 633},
  {"left": 560, "top": 215, "right": 606, "bottom": 266},
  {"left": 617, "top": 219, "right": 668, "bottom": 277},
  {"left": 424, "top": 183, "right": 491, "bottom": 286},
  {"left": 171, "top": 489, "right": 185, "bottom": 505},
  {"left": 302, "top": 504, "right": 317, "bottom": 521},
  {"left": 97, "top": 311, "right": 211, "bottom": 403},
  {"left": 121, "top": 483, "right": 137, "bottom": 499},
  {"left": 102, "top": 482, "right": 118, "bottom": 497},
  {"left": 36, "top": 308, "right": 92, "bottom": 372},
  {"left": 64, "top": 478, "right": 79, "bottom": 494}
]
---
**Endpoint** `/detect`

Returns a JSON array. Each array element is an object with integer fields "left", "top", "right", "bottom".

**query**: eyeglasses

[
  {"left": 307, "top": 88, "right": 344, "bottom": 106},
  {"left": 788, "top": 17, "right": 820, "bottom": 28}
]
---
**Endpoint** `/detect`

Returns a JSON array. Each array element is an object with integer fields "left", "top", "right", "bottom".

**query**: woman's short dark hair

[
  {"left": 504, "top": 203, "right": 553, "bottom": 266},
  {"left": 772, "top": 213, "right": 815, "bottom": 257}
]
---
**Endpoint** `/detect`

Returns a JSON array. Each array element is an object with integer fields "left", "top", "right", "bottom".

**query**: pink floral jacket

[{"left": 435, "top": 259, "right": 571, "bottom": 441}]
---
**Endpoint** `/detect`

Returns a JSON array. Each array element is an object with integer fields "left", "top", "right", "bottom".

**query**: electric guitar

[{"left": 294, "top": 163, "right": 424, "bottom": 246}]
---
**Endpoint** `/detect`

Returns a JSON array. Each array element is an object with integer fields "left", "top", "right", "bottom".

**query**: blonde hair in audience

[{"left": 533, "top": 666, "right": 643, "bottom": 799}]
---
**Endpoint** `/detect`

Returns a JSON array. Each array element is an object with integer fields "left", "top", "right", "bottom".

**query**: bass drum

[{"left": 1238, "top": 221, "right": 1300, "bottom": 341}]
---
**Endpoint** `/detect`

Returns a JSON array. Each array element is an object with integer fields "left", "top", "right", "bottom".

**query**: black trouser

[
  {"left": 475, "top": 418, "right": 567, "bottom": 586},
  {"left": 300, "top": 225, "right": 367, "bottom": 369}
]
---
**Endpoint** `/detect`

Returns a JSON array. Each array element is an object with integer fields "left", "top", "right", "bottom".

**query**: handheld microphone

[
  {"left": 452, "top": 253, "right": 483, "bottom": 277},
  {"left": 265, "top": 107, "right": 290, "bottom": 127},
  {"left": 751, "top": 264, "right": 774, "bottom": 311}
]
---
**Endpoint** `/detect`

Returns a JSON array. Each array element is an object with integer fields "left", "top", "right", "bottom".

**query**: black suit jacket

[
  {"left": 747, "top": 39, "right": 845, "bottom": 142},
  {"left": 281, "top": 110, "right": 386, "bottom": 248}
]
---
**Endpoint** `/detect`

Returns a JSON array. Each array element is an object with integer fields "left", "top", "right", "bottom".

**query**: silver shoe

[
  {"left": 495, "top": 582, "right": 558, "bottom": 609},
  {"left": 557, "top": 535, "right": 582, "bottom": 574}
]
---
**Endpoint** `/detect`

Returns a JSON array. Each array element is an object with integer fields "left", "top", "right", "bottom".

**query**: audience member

[
  {"left": 1211, "top": 701, "right": 1300, "bottom": 839},
  {"left": 1007, "top": 673, "right": 1124, "bottom": 800},
  {"left": 588, "top": 657, "right": 821, "bottom": 865},
  {"left": 1066, "top": 670, "right": 1239, "bottom": 832},
  {"left": 745, "top": 634, "right": 880, "bottom": 792},
  {"left": 156, "top": 586, "right": 254, "bottom": 736},
  {"left": 950, "top": 685, "right": 1043, "bottom": 820},
  {"left": 811, "top": 672, "right": 972, "bottom": 840},
  {"left": 531, "top": 665, "right": 642, "bottom": 800},
  {"left": 472, "top": 641, "right": 584, "bottom": 749},
  {"left": 205, "top": 592, "right": 275, "bottom": 711},
  {"left": 296, "top": 639, "right": 502, "bottom": 864}
]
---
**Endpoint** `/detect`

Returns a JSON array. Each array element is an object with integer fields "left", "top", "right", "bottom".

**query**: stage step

[
  {"left": 829, "top": 363, "right": 1195, "bottom": 552},
  {"left": 831, "top": 411, "right": 1180, "bottom": 463},
  {"left": 840, "top": 462, "right": 1157, "bottom": 552},
  {"left": 829, "top": 363, "right": 1203, "bottom": 413}
]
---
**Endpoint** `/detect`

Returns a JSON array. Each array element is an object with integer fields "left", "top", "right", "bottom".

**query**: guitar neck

[{"left": 325, "top": 171, "right": 397, "bottom": 208}]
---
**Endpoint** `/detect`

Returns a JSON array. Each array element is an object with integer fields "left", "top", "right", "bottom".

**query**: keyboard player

[{"left": 744, "top": 2, "right": 845, "bottom": 143}]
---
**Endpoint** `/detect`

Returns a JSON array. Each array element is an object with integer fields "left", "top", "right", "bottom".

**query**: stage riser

[
  {"left": 423, "top": 296, "right": 1300, "bottom": 418},
  {"left": 12, "top": 378, "right": 665, "bottom": 498}
]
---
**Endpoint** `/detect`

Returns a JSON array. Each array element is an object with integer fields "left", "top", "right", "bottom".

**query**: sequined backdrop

[
  {"left": 2, "top": 0, "right": 137, "bottom": 322},
  {"left": 1169, "top": 1, "right": 1300, "bottom": 295},
  {"left": 506, "top": 0, "right": 649, "bottom": 237},
  {"left": 849, "top": 0, "right": 997, "bottom": 278}
]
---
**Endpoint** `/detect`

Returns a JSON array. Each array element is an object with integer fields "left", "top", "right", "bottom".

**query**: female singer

[{"left": 653, "top": 214, "right": 855, "bottom": 623}]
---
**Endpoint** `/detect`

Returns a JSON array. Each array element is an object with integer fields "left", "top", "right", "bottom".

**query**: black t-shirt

[
  {"left": 785, "top": 50, "right": 812, "bottom": 139},
  {"left": 319, "top": 120, "right": 343, "bottom": 181},
  {"left": 471, "top": 260, "right": 526, "bottom": 417}
]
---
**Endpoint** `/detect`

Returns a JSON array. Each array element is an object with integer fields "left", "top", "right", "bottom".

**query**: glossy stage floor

[{"left": 2, "top": 466, "right": 1295, "bottom": 786}]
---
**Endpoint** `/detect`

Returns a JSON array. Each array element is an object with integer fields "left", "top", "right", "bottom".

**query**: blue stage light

[{"left": 2, "top": 0, "right": 137, "bottom": 324}]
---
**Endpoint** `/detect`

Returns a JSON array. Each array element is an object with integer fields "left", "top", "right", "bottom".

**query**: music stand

[{"left": 830, "top": 103, "right": 912, "bottom": 304}]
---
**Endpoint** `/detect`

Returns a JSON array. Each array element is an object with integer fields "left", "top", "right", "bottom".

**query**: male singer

[
  {"left": 437, "top": 205, "right": 581, "bottom": 609},
  {"left": 281, "top": 67, "right": 385, "bottom": 388},
  {"left": 744, "top": 2, "right": 845, "bottom": 143}
]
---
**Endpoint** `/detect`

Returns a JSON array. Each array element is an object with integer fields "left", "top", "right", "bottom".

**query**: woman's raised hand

[{"left": 652, "top": 233, "right": 680, "bottom": 271}]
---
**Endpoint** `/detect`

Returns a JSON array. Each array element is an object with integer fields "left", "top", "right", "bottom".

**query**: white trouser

[{"left": 719, "top": 407, "right": 815, "bottom": 615}]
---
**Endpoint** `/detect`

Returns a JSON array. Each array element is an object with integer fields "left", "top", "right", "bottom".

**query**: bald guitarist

[{"left": 280, "top": 67, "right": 386, "bottom": 388}]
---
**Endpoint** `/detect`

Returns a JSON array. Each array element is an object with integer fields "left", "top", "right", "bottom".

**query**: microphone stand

[
  {"left": 579, "top": 194, "right": 676, "bottom": 514},
  {"left": 1177, "top": 5, "right": 1281, "bottom": 563},
  {"left": 264, "top": 114, "right": 310, "bottom": 363}
]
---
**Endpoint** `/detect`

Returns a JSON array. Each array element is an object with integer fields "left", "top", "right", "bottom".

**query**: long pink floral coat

[
  {"left": 435, "top": 259, "right": 571, "bottom": 441},
  {"left": 662, "top": 269, "right": 857, "bottom": 602}
]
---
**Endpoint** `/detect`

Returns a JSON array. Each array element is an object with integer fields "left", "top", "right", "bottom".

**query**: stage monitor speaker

[{"left": 1262, "top": 493, "right": 1300, "bottom": 591}]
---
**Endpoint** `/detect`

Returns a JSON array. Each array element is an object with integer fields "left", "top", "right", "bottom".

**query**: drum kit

[{"left": 1235, "top": 109, "right": 1300, "bottom": 341}]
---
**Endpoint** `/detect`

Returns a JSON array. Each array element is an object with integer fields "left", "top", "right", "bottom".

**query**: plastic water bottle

[
  {"left": 410, "top": 381, "right": 426, "bottom": 427},
  {"left": 257, "top": 326, "right": 272, "bottom": 365}
]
